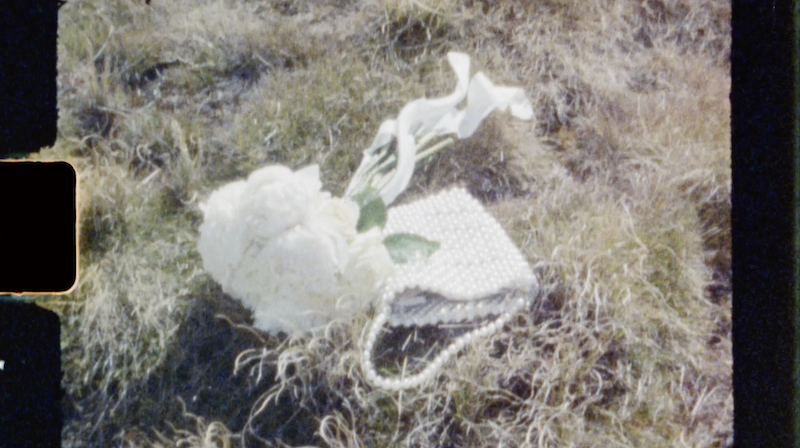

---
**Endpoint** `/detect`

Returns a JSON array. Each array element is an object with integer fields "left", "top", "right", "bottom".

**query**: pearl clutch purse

[{"left": 362, "top": 188, "right": 540, "bottom": 390}]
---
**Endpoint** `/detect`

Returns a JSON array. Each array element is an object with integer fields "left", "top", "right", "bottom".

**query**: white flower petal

[
  {"left": 197, "top": 180, "right": 248, "bottom": 288},
  {"left": 342, "top": 228, "right": 395, "bottom": 297},
  {"left": 452, "top": 72, "right": 534, "bottom": 138},
  {"left": 240, "top": 164, "right": 322, "bottom": 240},
  {"left": 369, "top": 119, "right": 399, "bottom": 150},
  {"left": 294, "top": 164, "right": 323, "bottom": 188}
]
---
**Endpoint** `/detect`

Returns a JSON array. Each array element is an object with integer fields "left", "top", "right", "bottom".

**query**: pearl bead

[
  {"left": 431, "top": 357, "right": 443, "bottom": 371},
  {"left": 464, "top": 332, "right": 476, "bottom": 344}
]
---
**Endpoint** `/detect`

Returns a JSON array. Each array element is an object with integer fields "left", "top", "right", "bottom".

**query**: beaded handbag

[{"left": 362, "top": 188, "right": 540, "bottom": 390}]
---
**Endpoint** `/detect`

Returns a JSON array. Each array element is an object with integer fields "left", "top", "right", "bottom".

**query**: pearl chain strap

[{"left": 362, "top": 188, "right": 539, "bottom": 390}]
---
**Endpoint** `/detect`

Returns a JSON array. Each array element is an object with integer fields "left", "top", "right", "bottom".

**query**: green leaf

[
  {"left": 357, "top": 196, "right": 387, "bottom": 232},
  {"left": 383, "top": 233, "right": 441, "bottom": 264},
  {"left": 351, "top": 186, "right": 379, "bottom": 208}
]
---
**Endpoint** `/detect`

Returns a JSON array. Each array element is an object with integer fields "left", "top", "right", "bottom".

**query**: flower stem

[
  {"left": 349, "top": 133, "right": 456, "bottom": 202},
  {"left": 414, "top": 137, "right": 454, "bottom": 163},
  {"left": 372, "top": 132, "right": 453, "bottom": 176}
]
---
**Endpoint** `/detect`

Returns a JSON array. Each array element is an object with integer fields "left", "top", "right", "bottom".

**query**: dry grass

[{"left": 40, "top": 0, "right": 731, "bottom": 446}]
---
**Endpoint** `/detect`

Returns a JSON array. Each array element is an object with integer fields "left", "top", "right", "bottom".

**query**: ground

[{"left": 38, "top": 0, "right": 731, "bottom": 446}]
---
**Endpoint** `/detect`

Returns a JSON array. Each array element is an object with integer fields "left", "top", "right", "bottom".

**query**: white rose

[
  {"left": 341, "top": 228, "right": 395, "bottom": 299},
  {"left": 307, "top": 195, "right": 360, "bottom": 269},
  {"left": 317, "top": 196, "right": 360, "bottom": 238},
  {"left": 232, "top": 224, "right": 343, "bottom": 334},
  {"left": 240, "top": 164, "right": 322, "bottom": 240},
  {"left": 198, "top": 164, "right": 392, "bottom": 335}
]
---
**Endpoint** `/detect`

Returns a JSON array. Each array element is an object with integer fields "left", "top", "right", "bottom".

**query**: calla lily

[{"left": 346, "top": 52, "right": 533, "bottom": 206}]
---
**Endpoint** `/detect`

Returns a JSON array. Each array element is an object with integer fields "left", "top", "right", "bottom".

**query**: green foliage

[
  {"left": 356, "top": 196, "right": 388, "bottom": 232},
  {"left": 383, "top": 233, "right": 440, "bottom": 264}
]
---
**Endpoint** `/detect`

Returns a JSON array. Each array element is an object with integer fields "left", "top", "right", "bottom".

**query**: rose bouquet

[
  {"left": 198, "top": 165, "right": 394, "bottom": 334},
  {"left": 197, "top": 52, "right": 533, "bottom": 336}
]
